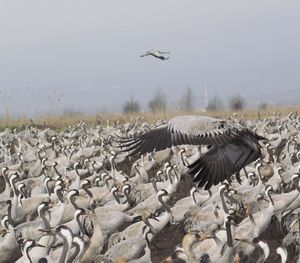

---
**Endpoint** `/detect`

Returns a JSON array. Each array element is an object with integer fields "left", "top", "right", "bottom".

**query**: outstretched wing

[
  {"left": 115, "top": 115, "right": 243, "bottom": 156},
  {"left": 189, "top": 143, "right": 261, "bottom": 190}
]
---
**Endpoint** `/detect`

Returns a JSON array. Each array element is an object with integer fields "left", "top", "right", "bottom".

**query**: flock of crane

[{"left": 0, "top": 112, "right": 299, "bottom": 262}]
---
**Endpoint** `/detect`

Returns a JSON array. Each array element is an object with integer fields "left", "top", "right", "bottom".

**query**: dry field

[{"left": 1, "top": 106, "right": 299, "bottom": 130}]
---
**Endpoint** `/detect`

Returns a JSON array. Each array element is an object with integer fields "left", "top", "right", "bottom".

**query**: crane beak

[
  {"left": 35, "top": 244, "right": 46, "bottom": 248},
  {"left": 38, "top": 228, "right": 54, "bottom": 233},
  {"left": 38, "top": 229, "right": 50, "bottom": 232},
  {"left": 151, "top": 216, "right": 159, "bottom": 222}
]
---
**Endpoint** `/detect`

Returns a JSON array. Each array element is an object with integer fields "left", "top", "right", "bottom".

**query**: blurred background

[{"left": 1, "top": 0, "right": 300, "bottom": 117}]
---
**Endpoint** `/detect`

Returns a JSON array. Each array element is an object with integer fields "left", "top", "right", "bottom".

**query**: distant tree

[
  {"left": 148, "top": 88, "right": 167, "bottom": 112},
  {"left": 258, "top": 102, "right": 268, "bottom": 110},
  {"left": 123, "top": 96, "right": 140, "bottom": 114},
  {"left": 229, "top": 95, "right": 246, "bottom": 111},
  {"left": 63, "top": 108, "right": 82, "bottom": 117},
  {"left": 179, "top": 86, "right": 194, "bottom": 111},
  {"left": 207, "top": 96, "right": 224, "bottom": 111}
]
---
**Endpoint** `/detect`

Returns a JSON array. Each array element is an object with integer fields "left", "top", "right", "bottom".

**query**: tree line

[{"left": 123, "top": 87, "right": 260, "bottom": 114}]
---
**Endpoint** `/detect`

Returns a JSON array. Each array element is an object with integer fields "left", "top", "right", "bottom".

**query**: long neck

[
  {"left": 72, "top": 169, "right": 80, "bottom": 189},
  {"left": 180, "top": 151, "right": 187, "bottom": 166},
  {"left": 68, "top": 150, "right": 75, "bottom": 163},
  {"left": 80, "top": 217, "right": 104, "bottom": 262},
  {"left": 172, "top": 167, "right": 179, "bottom": 181},
  {"left": 254, "top": 172, "right": 263, "bottom": 192},
  {"left": 110, "top": 157, "right": 116, "bottom": 177},
  {"left": 54, "top": 165, "right": 62, "bottom": 178},
  {"left": 257, "top": 241, "right": 270, "bottom": 262},
  {"left": 7, "top": 203, "right": 12, "bottom": 225},
  {"left": 256, "top": 165, "right": 263, "bottom": 181},
  {"left": 266, "top": 190, "right": 274, "bottom": 206},
  {"left": 134, "top": 165, "right": 142, "bottom": 183},
  {"left": 40, "top": 207, "right": 51, "bottom": 230},
  {"left": 69, "top": 196, "right": 80, "bottom": 210},
  {"left": 67, "top": 243, "right": 79, "bottom": 263},
  {"left": 17, "top": 193, "right": 23, "bottom": 208},
  {"left": 57, "top": 189, "right": 65, "bottom": 204},
  {"left": 166, "top": 168, "right": 173, "bottom": 184},
  {"left": 58, "top": 233, "right": 69, "bottom": 263},
  {"left": 151, "top": 179, "right": 158, "bottom": 193},
  {"left": 158, "top": 194, "right": 171, "bottom": 214},
  {"left": 76, "top": 214, "right": 85, "bottom": 235},
  {"left": 123, "top": 187, "right": 132, "bottom": 205},
  {"left": 20, "top": 158, "right": 24, "bottom": 172},
  {"left": 83, "top": 186, "right": 94, "bottom": 208},
  {"left": 44, "top": 179, "right": 51, "bottom": 197},
  {"left": 74, "top": 240, "right": 86, "bottom": 263},
  {"left": 53, "top": 191, "right": 66, "bottom": 226},
  {"left": 25, "top": 246, "right": 33, "bottom": 263},
  {"left": 2, "top": 170, "right": 11, "bottom": 197},
  {"left": 279, "top": 249, "right": 287, "bottom": 263},
  {"left": 10, "top": 180, "right": 21, "bottom": 218},
  {"left": 92, "top": 219, "right": 104, "bottom": 248},
  {"left": 83, "top": 186, "right": 93, "bottom": 199},
  {"left": 18, "top": 138, "right": 22, "bottom": 153},
  {"left": 10, "top": 178, "right": 17, "bottom": 197}
]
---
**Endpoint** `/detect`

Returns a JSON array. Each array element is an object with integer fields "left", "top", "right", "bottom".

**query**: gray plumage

[
  {"left": 117, "top": 115, "right": 266, "bottom": 190},
  {"left": 140, "top": 49, "right": 170, "bottom": 60}
]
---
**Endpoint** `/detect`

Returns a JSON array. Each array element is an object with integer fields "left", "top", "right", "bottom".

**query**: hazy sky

[{"left": 1, "top": 1, "right": 300, "bottom": 116}]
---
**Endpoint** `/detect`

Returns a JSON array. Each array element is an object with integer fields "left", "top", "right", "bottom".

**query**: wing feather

[
  {"left": 155, "top": 129, "right": 169, "bottom": 151},
  {"left": 205, "top": 157, "right": 216, "bottom": 189},
  {"left": 115, "top": 116, "right": 264, "bottom": 187},
  {"left": 189, "top": 142, "right": 261, "bottom": 190},
  {"left": 218, "top": 151, "right": 228, "bottom": 183},
  {"left": 116, "top": 115, "right": 244, "bottom": 155}
]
